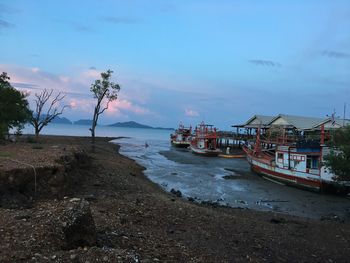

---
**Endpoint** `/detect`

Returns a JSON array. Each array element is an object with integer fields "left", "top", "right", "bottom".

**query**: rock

[
  {"left": 270, "top": 217, "right": 286, "bottom": 224},
  {"left": 83, "top": 194, "right": 97, "bottom": 202},
  {"left": 188, "top": 197, "right": 195, "bottom": 202},
  {"left": 14, "top": 213, "right": 31, "bottom": 221},
  {"left": 170, "top": 188, "right": 182, "bottom": 198},
  {"left": 69, "top": 198, "right": 81, "bottom": 202},
  {"left": 59, "top": 199, "right": 97, "bottom": 249}
]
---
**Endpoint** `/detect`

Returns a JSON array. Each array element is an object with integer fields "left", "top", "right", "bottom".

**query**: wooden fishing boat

[
  {"left": 170, "top": 123, "right": 192, "bottom": 148},
  {"left": 243, "top": 126, "right": 350, "bottom": 193},
  {"left": 190, "top": 122, "right": 221, "bottom": 156}
]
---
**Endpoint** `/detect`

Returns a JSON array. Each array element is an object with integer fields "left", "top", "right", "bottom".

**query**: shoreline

[{"left": 1, "top": 135, "right": 350, "bottom": 261}]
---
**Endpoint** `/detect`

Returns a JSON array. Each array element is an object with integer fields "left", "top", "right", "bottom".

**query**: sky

[{"left": 0, "top": 0, "right": 349, "bottom": 129}]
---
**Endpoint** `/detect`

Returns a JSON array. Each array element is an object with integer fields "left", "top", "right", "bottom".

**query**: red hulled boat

[
  {"left": 243, "top": 126, "right": 350, "bottom": 193},
  {"left": 190, "top": 122, "right": 221, "bottom": 156},
  {"left": 170, "top": 123, "right": 192, "bottom": 148}
]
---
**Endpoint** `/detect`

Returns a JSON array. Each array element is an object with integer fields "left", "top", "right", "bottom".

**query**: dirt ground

[{"left": 0, "top": 136, "right": 349, "bottom": 262}]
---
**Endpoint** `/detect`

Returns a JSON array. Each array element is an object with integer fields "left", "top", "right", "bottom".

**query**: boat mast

[
  {"left": 253, "top": 125, "right": 261, "bottom": 155},
  {"left": 343, "top": 103, "right": 346, "bottom": 127}
]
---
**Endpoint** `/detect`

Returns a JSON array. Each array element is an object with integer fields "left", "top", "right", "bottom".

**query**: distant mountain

[
  {"left": 74, "top": 119, "right": 93, "bottom": 126},
  {"left": 51, "top": 116, "right": 72, "bottom": 124},
  {"left": 34, "top": 114, "right": 72, "bottom": 124},
  {"left": 108, "top": 121, "right": 152, "bottom": 129},
  {"left": 108, "top": 121, "right": 173, "bottom": 130}
]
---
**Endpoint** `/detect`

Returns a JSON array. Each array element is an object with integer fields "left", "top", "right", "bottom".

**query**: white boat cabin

[{"left": 275, "top": 145, "right": 336, "bottom": 182}]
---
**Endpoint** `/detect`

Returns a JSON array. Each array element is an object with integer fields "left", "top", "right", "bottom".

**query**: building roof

[
  {"left": 232, "top": 114, "right": 274, "bottom": 128},
  {"left": 311, "top": 118, "right": 350, "bottom": 130},
  {"left": 268, "top": 114, "right": 326, "bottom": 130},
  {"left": 233, "top": 114, "right": 350, "bottom": 131}
]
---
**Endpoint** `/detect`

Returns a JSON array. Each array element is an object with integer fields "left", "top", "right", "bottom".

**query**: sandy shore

[{"left": 0, "top": 135, "right": 350, "bottom": 262}]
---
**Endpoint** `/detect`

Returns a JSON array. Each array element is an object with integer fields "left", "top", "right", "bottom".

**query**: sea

[{"left": 23, "top": 123, "right": 350, "bottom": 221}]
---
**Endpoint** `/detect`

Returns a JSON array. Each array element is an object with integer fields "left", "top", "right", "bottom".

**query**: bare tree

[
  {"left": 90, "top": 69, "right": 120, "bottom": 142},
  {"left": 30, "top": 89, "right": 68, "bottom": 137}
]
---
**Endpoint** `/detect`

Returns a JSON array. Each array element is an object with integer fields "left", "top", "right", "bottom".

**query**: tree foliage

[
  {"left": 0, "top": 72, "right": 31, "bottom": 139},
  {"left": 324, "top": 125, "right": 350, "bottom": 181},
  {"left": 90, "top": 69, "right": 120, "bottom": 141},
  {"left": 30, "top": 88, "right": 68, "bottom": 137}
]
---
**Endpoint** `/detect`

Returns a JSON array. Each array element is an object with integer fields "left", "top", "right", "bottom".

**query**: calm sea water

[
  {"left": 23, "top": 124, "right": 350, "bottom": 221},
  {"left": 23, "top": 123, "right": 171, "bottom": 140}
]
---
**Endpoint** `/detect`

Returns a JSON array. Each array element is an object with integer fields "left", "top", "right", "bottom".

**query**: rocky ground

[{"left": 0, "top": 136, "right": 349, "bottom": 262}]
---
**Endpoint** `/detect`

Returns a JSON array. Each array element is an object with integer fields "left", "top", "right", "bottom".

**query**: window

[
  {"left": 306, "top": 156, "right": 319, "bottom": 169},
  {"left": 278, "top": 153, "right": 283, "bottom": 159}
]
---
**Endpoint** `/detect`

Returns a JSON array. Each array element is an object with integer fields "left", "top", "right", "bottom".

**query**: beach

[{"left": 0, "top": 135, "right": 350, "bottom": 262}]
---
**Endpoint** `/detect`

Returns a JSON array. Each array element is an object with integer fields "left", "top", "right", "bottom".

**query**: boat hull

[
  {"left": 243, "top": 147, "right": 350, "bottom": 194},
  {"left": 190, "top": 146, "right": 221, "bottom": 157},
  {"left": 171, "top": 141, "right": 190, "bottom": 148},
  {"left": 249, "top": 160, "right": 321, "bottom": 191}
]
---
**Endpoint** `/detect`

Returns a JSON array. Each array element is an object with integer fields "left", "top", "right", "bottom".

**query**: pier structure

[{"left": 216, "top": 113, "right": 350, "bottom": 153}]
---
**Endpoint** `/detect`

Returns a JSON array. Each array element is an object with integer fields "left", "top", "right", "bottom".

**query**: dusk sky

[{"left": 1, "top": 0, "right": 349, "bottom": 129}]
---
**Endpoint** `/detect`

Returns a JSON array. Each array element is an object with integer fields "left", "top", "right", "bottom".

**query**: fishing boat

[
  {"left": 243, "top": 125, "right": 350, "bottom": 193},
  {"left": 170, "top": 123, "right": 192, "bottom": 148},
  {"left": 190, "top": 122, "right": 221, "bottom": 156}
]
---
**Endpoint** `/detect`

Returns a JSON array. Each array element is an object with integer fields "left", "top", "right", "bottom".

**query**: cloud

[
  {"left": 107, "top": 99, "right": 150, "bottom": 115},
  {"left": 68, "top": 98, "right": 94, "bottom": 112},
  {"left": 102, "top": 16, "right": 141, "bottom": 25},
  {"left": 89, "top": 66, "right": 97, "bottom": 70},
  {"left": 12, "top": 82, "right": 40, "bottom": 90},
  {"left": 0, "top": 64, "right": 152, "bottom": 121},
  {"left": 185, "top": 109, "right": 199, "bottom": 117},
  {"left": 82, "top": 69, "right": 101, "bottom": 79},
  {"left": 0, "top": 19, "right": 14, "bottom": 29},
  {"left": 321, "top": 50, "right": 350, "bottom": 59},
  {"left": 0, "top": 64, "right": 89, "bottom": 96},
  {"left": 31, "top": 67, "right": 40, "bottom": 73},
  {"left": 248, "top": 59, "right": 281, "bottom": 67}
]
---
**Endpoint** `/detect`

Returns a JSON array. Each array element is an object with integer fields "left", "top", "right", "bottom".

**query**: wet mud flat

[
  {"left": 159, "top": 147, "right": 350, "bottom": 222},
  {"left": 1, "top": 136, "right": 350, "bottom": 262}
]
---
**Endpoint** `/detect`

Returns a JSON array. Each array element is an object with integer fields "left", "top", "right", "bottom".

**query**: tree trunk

[
  {"left": 35, "top": 123, "right": 40, "bottom": 140},
  {"left": 91, "top": 107, "right": 99, "bottom": 144},
  {"left": 91, "top": 125, "right": 95, "bottom": 144}
]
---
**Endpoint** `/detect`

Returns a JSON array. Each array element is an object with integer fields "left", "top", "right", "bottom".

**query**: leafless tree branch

[{"left": 30, "top": 88, "right": 68, "bottom": 136}]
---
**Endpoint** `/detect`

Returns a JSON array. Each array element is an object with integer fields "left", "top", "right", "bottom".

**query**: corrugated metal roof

[
  {"left": 232, "top": 114, "right": 350, "bottom": 130},
  {"left": 269, "top": 114, "right": 325, "bottom": 130},
  {"left": 232, "top": 114, "right": 274, "bottom": 128},
  {"left": 252, "top": 115, "right": 275, "bottom": 125},
  {"left": 312, "top": 118, "right": 350, "bottom": 129}
]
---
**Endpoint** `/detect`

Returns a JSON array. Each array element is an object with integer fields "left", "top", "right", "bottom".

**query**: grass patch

[
  {"left": 26, "top": 137, "right": 38, "bottom": 144},
  {"left": 32, "top": 145, "right": 44, "bottom": 150},
  {"left": 0, "top": 151, "right": 12, "bottom": 158}
]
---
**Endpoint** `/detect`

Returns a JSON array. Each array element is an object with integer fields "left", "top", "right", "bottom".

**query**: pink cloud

[
  {"left": 185, "top": 109, "right": 199, "bottom": 117},
  {"left": 68, "top": 98, "right": 94, "bottom": 113},
  {"left": 107, "top": 99, "right": 150, "bottom": 115},
  {"left": 0, "top": 64, "right": 155, "bottom": 121},
  {"left": 81, "top": 69, "right": 101, "bottom": 79}
]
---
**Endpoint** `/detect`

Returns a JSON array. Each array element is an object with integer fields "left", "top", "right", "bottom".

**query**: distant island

[
  {"left": 50, "top": 118, "right": 173, "bottom": 130},
  {"left": 41, "top": 115, "right": 72, "bottom": 124},
  {"left": 74, "top": 119, "right": 93, "bottom": 126},
  {"left": 108, "top": 121, "right": 173, "bottom": 130}
]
